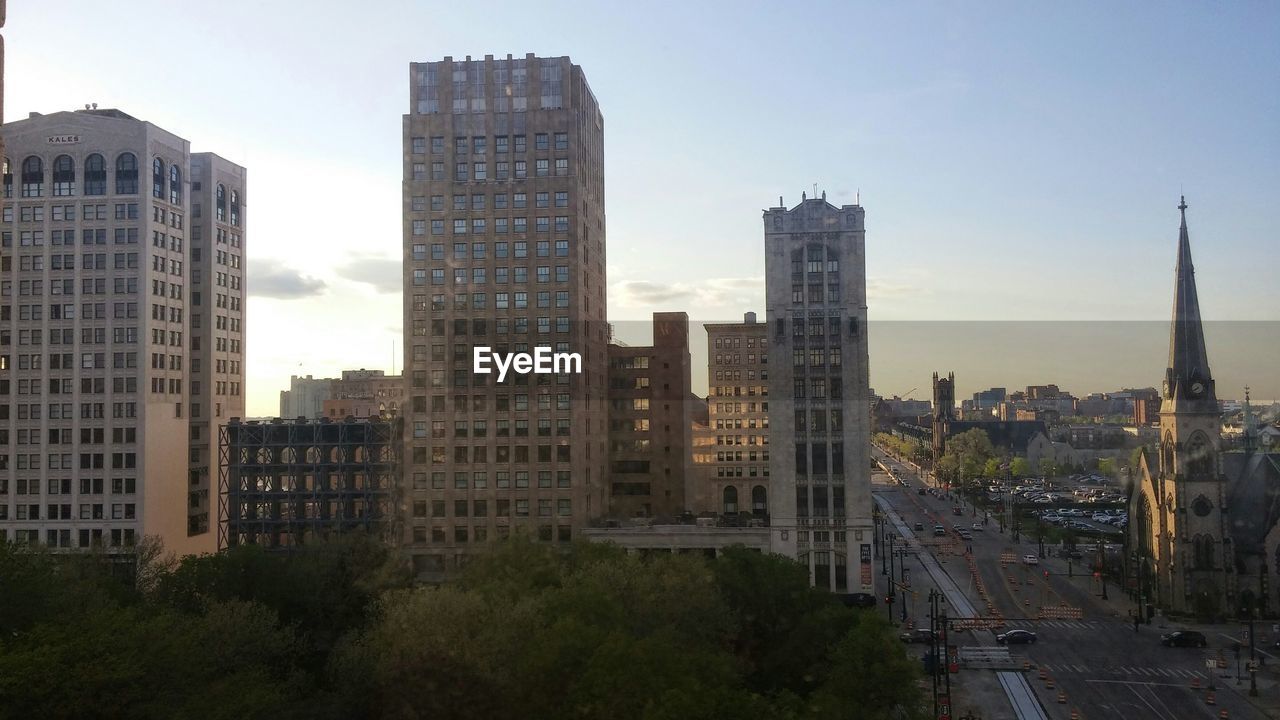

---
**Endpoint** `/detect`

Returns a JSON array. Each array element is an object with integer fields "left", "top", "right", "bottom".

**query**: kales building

[{"left": 0, "top": 108, "right": 246, "bottom": 555}]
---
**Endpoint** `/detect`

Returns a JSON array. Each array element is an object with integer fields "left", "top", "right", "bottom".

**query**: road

[{"left": 875, "top": 448, "right": 1271, "bottom": 720}]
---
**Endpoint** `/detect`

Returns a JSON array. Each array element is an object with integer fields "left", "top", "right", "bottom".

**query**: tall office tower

[
  {"left": 605, "top": 311, "right": 693, "bottom": 519},
  {"left": 402, "top": 54, "right": 607, "bottom": 578},
  {"left": 703, "top": 312, "right": 770, "bottom": 518},
  {"left": 0, "top": 108, "right": 242, "bottom": 556},
  {"left": 764, "top": 193, "right": 872, "bottom": 594},
  {"left": 187, "top": 153, "right": 247, "bottom": 538}
]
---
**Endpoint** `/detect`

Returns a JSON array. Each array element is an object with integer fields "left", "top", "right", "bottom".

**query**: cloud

[
  {"left": 336, "top": 257, "right": 401, "bottom": 294},
  {"left": 249, "top": 259, "right": 327, "bottom": 299},
  {"left": 867, "top": 277, "right": 921, "bottom": 299},
  {"left": 613, "top": 277, "right": 764, "bottom": 309}
]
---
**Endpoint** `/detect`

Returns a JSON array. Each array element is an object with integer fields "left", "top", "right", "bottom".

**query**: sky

[{"left": 6, "top": 1, "right": 1278, "bottom": 412}]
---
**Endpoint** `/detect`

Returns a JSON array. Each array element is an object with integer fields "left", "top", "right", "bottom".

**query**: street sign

[{"left": 1205, "top": 659, "right": 1217, "bottom": 670}]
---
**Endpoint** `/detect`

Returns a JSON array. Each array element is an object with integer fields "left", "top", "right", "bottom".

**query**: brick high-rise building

[
  {"left": 703, "top": 312, "right": 770, "bottom": 519},
  {"left": 0, "top": 108, "right": 246, "bottom": 555},
  {"left": 401, "top": 54, "right": 606, "bottom": 578},
  {"left": 605, "top": 312, "right": 693, "bottom": 519},
  {"left": 764, "top": 193, "right": 873, "bottom": 593}
]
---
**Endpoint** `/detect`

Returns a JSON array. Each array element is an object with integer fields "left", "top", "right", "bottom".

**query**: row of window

[
  {"left": 5, "top": 202, "right": 178, "bottom": 228},
  {"left": 2, "top": 373, "right": 140, "bottom": 395},
  {"left": 3, "top": 156, "right": 241, "bottom": 226},
  {"left": 3, "top": 402, "right": 140, "bottom": 420},
  {"left": 713, "top": 353, "right": 766, "bottom": 365},
  {"left": 408, "top": 524, "right": 574, "bottom": 545},
  {"left": 415, "top": 418, "right": 573, "bottom": 438},
  {"left": 412, "top": 216, "right": 571, "bottom": 235},
  {"left": 411, "top": 133, "right": 569, "bottom": 155},
  {"left": 412, "top": 240, "right": 570, "bottom": 260},
  {"left": 0, "top": 477, "right": 137, "bottom": 494},
  {"left": 415, "top": 191, "right": 569, "bottom": 213},
  {"left": 0, "top": 528, "right": 137, "bottom": 549},
  {"left": 1, "top": 451, "right": 135, "bottom": 470},
  {"left": 411, "top": 468, "right": 573, "bottom": 491},
  {"left": 406, "top": 392, "right": 574, "bottom": 414},
  {"left": 412, "top": 266, "right": 572, "bottom": 286},
  {"left": 412, "top": 444, "right": 573, "bottom": 465},
  {"left": 1, "top": 428, "right": 137, "bottom": 447},
  {"left": 411, "top": 158, "right": 569, "bottom": 182},
  {"left": 412, "top": 497, "right": 573, "bottom": 520},
  {"left": 2, "top": 502, "right": 136, "bottom": 520}
]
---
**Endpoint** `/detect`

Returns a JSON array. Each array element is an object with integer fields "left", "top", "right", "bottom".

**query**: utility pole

[{"left": 1249, "top": 608, "right": 1258, "bottom": 696}]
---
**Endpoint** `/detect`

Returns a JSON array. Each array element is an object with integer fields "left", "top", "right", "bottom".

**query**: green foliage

[
  {"left": 0, "top": 538, "right": 924, "bottom": 720},
  {"left": 1009, "top": 456, "right": 1031, "bottom": 478}
]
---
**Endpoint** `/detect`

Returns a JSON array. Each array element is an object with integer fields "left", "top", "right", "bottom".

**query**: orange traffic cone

[
  {"left": 1206, "top": 690, "right": 1216, "bottom": 705},
  {"left": 1070, "top": 710, "right": 1080, "bottom": 720},
  {"left": 1191, "top": 677, "right": 1201, "bottom": 689},
  {"left": 1046, "top": 677, "right": 1055, "bottom": 690},
  {"left": 1057, "top": 691, "right": 1066, "bottom": 704}
]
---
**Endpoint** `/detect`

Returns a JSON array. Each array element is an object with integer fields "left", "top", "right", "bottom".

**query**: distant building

[
  {"left": 323, "top": 369, "right": 402, "bottom": 419},
  {"left": 933, "top": 373, "right": 1046, "bottom": 458},
  {"left": 605, "top": 312, "right": 694, "bottom": 519},
  {"left": 280, "top": 374, "right": 332, "bottom": 418},
  {"left": 704, "top": 312, "right": 770, "bottom": 519},
  {"left": 220, "top": 417, "right": 398, "bottom": 550},
  {"left": 972, "top": 387, "right": 1006, "bottom": 412}
]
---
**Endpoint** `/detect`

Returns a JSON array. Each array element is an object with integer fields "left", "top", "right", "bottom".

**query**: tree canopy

[{"left": 0, "top": 537, "right": 925, "bottom": 720}]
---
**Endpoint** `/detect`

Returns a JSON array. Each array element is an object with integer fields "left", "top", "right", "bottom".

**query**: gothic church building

[{"left": 1130, "top": 198, "right": 1280, "bottom": 619}]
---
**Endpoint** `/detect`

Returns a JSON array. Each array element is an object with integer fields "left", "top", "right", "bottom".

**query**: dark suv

[
  {"left": 899, "top": 629, "right": 936, "bottom": 644},
  {"left": 1161, "top": 630, "right": 1207, "bottom": 648}
]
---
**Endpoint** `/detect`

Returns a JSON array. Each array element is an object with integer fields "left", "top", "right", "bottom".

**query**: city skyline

[{"left": 6, "top": 1, "right": 1277, "bottom": 416}]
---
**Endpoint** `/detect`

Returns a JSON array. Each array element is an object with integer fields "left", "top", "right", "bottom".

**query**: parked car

[
  {"left": 1022, "top": 555, "right": 1039, "bottom": 565},
  {"left": 1161, "top": 630, "right": 1207, "bottom": 648},
  {"left": 914, "top": 522, "right": 925, "bottom": 531},
  {"left": 971, "top": 522, "right": 985, "bottom": 531},
  {"left": 918, "top": 488, "right": 927, "bottom": 496},
  {"left": 842, "top": 593, "right": 878, "bottom": 609},
  {"left": 933, "top": 525, "right": 947, "bottom": 537},
  {"left": 900, "top": 628, "right": 937, "bottom": 644},
  {"left": 996, "top": 629, "right": 1038, "bottom": 645}
]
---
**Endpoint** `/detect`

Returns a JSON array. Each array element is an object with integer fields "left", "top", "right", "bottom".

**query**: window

[
  {"left": 230, "top": 190, "right": 240, "bottom": 226},
  {"left": 152, "top": 158, "right": 165, "bottom": 199},
  {"left": 554, "top": 132, "right": 568, "bottom": 150},
  {"left": 535, "top": 159, "right": 549, "bottom": 177},
  {"left": 555, "top": 158, "right": 569, "bottom": 176},
  {"left": 412, "top": 136, "right": 426, "bottom": 154},
  {"left": 555, "top": 191, "right": 568, "bottom": 208},
  {"left": 83, "top": 154, "right": 106, "bottom": 196},
  {"left": 535, "top": 133, "right": 549, "bottom": 150},
  {"left": 20, "top": 156, "right": 43, "bottom": 197},
  {"left": 52, "top": 155, "right": 76, "bottom": 196},
  {"left": 216, "top": 184, "right": 226, "bottom": 221},
  {"left": 169, "top": 165, "right": 182, "bottom": 205},
  {"left": 115, "top": 153, "right": 138, "bottom": 194}
]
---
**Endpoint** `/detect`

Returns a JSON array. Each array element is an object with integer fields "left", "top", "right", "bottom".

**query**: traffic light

[{"left": 1043, "top": 570, "right": 1049, "bottom": 579}]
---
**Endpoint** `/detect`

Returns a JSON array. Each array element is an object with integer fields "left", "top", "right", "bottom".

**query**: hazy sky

[{"left": 7, "top": 1, "right": 1278, "bottom": 412}]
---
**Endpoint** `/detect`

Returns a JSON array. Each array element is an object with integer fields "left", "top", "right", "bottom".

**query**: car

[
  {"left": 900, "top": 628, "right": 936, "bottom": 644},
  {"left": 1067, "top": 550, "right": 1083, "bottom": 560},
  {"left": 958, "top": 531, "right": 973, "bottom": 541},
  {"left": 918, "top": 488, "right": 927, "bottom": 496},
  {"left": 996, "top": 629, "right": 1037, "bottom": 645},
  {"left": 971, "top": 522, "right": 985, "bottom": 531},
  {"left": 933, "top": 525, "right": 947, "bottom": 537},
  {"left": 1022, "top": 555, "right": 1039, "bottom": 565},
  {"left": 1161, "top": 630, "right": 1207, "bottom": 648},
  {"left": 841, "top": 593, "right": 878, "bottom": 609},
  {"left": 914, "top": 522, "right": 925, "bottom": 532}
]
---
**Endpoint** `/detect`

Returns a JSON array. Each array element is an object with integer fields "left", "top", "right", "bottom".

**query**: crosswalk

[
  {"left": 1037, "top": 662, "right": 1206, "bottom": 679},
  {"left": 1000, "top": 619, "right": 1108, "bottom": 631}
]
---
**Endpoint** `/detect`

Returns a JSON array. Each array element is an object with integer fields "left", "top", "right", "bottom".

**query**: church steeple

[{"left": 1164, "top": 196, "right": 1216, "bottom": 412}]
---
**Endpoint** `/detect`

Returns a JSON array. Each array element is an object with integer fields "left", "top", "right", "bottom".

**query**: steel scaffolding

[{"left": 218, "top": 416, "right": 400, "bottom": 550}]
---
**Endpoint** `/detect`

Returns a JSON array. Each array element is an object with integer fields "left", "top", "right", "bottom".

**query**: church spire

[{"left": 1164, "top": 196, "right": 1216, "bottom": 410}]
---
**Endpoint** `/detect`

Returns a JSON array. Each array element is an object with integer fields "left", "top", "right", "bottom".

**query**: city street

[{"left": 875, "top": 449, "right": 1277, "bottom": 720}]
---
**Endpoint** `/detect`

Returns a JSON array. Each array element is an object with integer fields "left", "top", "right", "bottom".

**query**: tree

[
  {"left": 1009, "top": 457, "right": 1030, "bottom": 478},
  {"left": 809, "top": 613, "right": 928, "bottom": 720},
  {"left": 982, "top": 458, "right": 1002, "bottom": 480},
  {"left": 1038, "top": 457, "right": 1060, "bottom": 479}
]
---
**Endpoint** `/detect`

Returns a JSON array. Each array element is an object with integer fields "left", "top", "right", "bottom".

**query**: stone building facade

[{"left": 764, "top": 193, "right": 873, "bottom": 594}]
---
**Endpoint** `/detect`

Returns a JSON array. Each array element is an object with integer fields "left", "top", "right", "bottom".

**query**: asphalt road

[{"left": 875, "top": 450, "right": 1271, "bottom": 720}]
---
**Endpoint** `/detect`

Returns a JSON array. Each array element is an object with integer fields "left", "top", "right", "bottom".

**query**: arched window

[
  {"left": 20, "top": 156, "right": 44, "bottom": 197},
  {"left": 1186, "top": 432, "right": 1215, "bottom": 478},
  {"left": 216, "top": 184, "right": 226, "bottom": 222},
  {"left": 84, "top": 154, "right": 107, "bottom": 196},
  {"left": 2, "top": 158, "right": 11, "bottom": 198},
  {"left": 723, "top": 486, "right": 739, "bottom": 514},
  {"left": 1161, "top": 432, "right": 1174, "bottom": 476},
  {"left": 230, "top": 189, "right": 241, "bottom": 227},
  {"left": 52, "top": 155, "right": 76, "bottom": 196},
  {"left": 115, "top": 153, "right": 138, "bottom": 194},
  {"left": 152, "top": 158, "right": 165, "bottom": 199},
  {"left": 752, "top": 485, "right": 768, "bottom": 515},
  {"left": 169, "top": 165, "right": 182, "bottom": 205},
  {"left": 1193, "top": 535, "right": 1215, "bottom": 570}
]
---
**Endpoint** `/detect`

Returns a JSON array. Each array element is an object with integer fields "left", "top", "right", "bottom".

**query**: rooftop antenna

[{"left": 856, "top": 189, "right": 861, "bottom": 205}]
